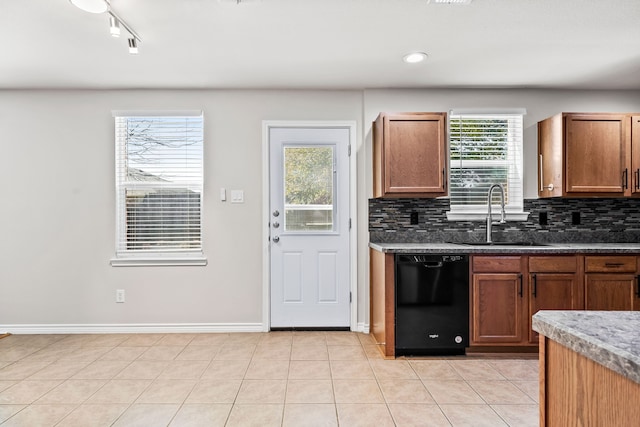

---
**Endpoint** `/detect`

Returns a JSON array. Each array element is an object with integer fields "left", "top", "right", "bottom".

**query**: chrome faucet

[{"left": 486, "top": 184, "right": 506, "bottom": 243}]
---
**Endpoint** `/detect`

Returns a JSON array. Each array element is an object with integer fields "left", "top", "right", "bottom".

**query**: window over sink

[{"left": 446, "top": 109, "right": 528, "bottom": 221}]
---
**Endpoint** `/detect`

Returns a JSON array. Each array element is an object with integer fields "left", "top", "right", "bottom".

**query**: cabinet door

[
  {"left": 472, "top": 273, "right": 525, "bottom": 344},
  {"left": 383, "top": 113, "right": 446, "bottom": 195},
  {"left": 585, "top": 274, "right": 640, "bottom": 311},
  {"left": 537, "top": 114, "right": 563, "bottom": 198},
  {"left": 632, "top": 116, "right": 640, "bottom": 194},
  {"left": 565, "top": 114, "right": 629, "bottom": 194},
  {"left": 528, "top": 273, "right": 582, "bottom": 344}
]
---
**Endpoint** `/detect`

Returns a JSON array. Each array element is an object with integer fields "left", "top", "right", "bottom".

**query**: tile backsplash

[{"left": 369, "top": 198, "right": 640, "bottom": 243}]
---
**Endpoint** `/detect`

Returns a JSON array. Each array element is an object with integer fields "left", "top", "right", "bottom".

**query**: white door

[{"left": 269, "top": 126, "right": 350, "bottom": 328}]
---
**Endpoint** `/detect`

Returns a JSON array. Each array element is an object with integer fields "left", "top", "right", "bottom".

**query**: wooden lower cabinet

[
  {"left": 371, "top": 251, "right": 640, "bottom": 355},
  {"left": 471, "top": 256, "right": 528, "bottom": 346},
  {"left": 369, "top": 248, "right": 395, "bottom": 357},
  {"left": 528, "top": 256, "right": 583, "bottom": 344},
  {"left": 584, "top": 256, "right": 640, "bottom": 311},
  {"left": 471, "top": 255, "right": 584, "bottom": 347},
  {"left": 585, "top": 274, "right": 640, "bottom": 310},
  {"left": 472, "top": 273, "right": 525, "bottom": 344}
]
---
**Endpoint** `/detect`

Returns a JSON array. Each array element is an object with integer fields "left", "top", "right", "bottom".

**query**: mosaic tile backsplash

[{"left": 369, "top": 198, "right": 640, "bottom": 244}]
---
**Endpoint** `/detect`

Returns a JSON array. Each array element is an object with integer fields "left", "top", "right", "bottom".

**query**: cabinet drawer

[
  {"left": 585, "top": 256, "right": 637, "bottom": 273},
  {"left": 530, "top": 256, "right": 577, "bottom": 273},
  {"left": 472, "top": 256, "right": 522, "bottom": 273}
]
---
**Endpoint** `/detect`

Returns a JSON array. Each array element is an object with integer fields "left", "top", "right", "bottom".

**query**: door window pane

[{"left": 284, "top": 146, "right": 334, "bottom": 231}]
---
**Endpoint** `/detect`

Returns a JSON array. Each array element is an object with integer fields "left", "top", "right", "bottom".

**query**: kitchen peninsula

[{"left": 533, "top": 311, "right": 640, "bottom": 426}]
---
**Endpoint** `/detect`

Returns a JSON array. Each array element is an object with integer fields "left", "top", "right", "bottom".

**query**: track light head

[
  {"left": 73, "top": 0, "right": 142, "bottom": 54},
  {"left": 109, "top": 16, "right": 121, "bottom": 37},
  {"left": 128, "top": 38, "right": 139, "bottom": 55},
  {"left": 69, "top": 0, "right": 108, "bottom": 14}
]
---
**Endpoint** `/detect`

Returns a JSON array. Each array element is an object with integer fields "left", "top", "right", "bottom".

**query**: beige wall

[
  {"left": 0, "top": 89, "right": 363, "bottom": 330},
  {"left": 1, "top": 88, "right": 639, "bottom": 332}
]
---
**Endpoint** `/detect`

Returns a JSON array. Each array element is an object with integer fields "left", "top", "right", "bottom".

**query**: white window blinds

[
  {"left": 449, "top": 112, "right": 524, "bottom": 214},
  {"left": 114, "top": 113, "right": 204, "bottom": 259}
]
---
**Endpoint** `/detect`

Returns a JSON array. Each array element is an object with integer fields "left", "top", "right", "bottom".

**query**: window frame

[
  {"left": 446, "top": 109, "right": 529, "bottom": 222},
  {"left": 110, "top": 110, "right": 207, "bottom": 267}
]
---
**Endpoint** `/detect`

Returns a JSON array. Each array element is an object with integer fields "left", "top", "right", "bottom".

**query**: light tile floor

[{"left": 0, "top": 332, "right": 539, "bottom": 426}]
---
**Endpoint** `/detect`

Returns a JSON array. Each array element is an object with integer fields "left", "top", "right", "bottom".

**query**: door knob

[
  {"left": 272, "top": 236, "right": 280, "bottom": 243},
  {"left": 272, "top": 210, "right": 280, "bottom": 217}
]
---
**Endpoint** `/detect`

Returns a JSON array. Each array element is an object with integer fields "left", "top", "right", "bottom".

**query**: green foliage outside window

[{"left": 284, "top": 146, "right": 333, "bottom": 205}]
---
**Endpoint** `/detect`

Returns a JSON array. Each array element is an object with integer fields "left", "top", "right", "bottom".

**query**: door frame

[{"left": 262, "top": 121, "right": 358, "bottom": 332}]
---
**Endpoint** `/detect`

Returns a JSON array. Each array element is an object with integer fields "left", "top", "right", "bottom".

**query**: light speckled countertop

[
  {"left": 369, "top": 242, "right": 640, "bottom": 254},
  {"left": 532, "top": 311, "right": 640, "bottom": 384}
]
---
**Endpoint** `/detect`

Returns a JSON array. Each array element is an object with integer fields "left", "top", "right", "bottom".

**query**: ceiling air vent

[{"left": 428, "top": 0, "right": 473, "bottom": 4}]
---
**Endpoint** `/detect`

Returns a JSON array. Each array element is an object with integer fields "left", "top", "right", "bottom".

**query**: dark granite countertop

[
  {"left": 532, "top": 311, "right": 640, "bottom": 385},
  {"left": 369, "top": 242, "right": 640, "bottom": 254}
]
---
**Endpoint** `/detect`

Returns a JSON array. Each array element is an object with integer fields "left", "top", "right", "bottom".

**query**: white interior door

[{"left": 269, "top": 126, "right": 350, "bottom": 328}]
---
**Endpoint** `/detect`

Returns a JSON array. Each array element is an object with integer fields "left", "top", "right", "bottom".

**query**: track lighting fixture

[
  {"left": 69, "top": 0, "right": 142, "bottom": 54},
  {"left": 109, "top": 15, "right": 120, "bottom": 37},
  {"left": 128, "top": 38, "right": 138, "bottom": 55}
]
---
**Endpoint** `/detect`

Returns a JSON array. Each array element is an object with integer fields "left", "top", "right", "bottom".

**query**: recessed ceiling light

[
  {"left": 69, "top": 0, "right": 108, "bottom": 14},
  {"left": 403, "top": 52, "right": 428, "bottom": 64}
]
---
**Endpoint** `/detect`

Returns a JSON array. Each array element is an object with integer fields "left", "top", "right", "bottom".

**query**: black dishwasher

[{"left": 395, "top": 254, "right": 469, "bottom": 356}]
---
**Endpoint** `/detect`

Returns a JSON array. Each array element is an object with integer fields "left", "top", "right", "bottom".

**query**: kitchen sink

[{"left": 451, "top": 241, "right": 549, "bottom": 247}]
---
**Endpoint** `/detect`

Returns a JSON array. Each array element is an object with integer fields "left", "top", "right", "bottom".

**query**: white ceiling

[{"left": 2, "top": 0, "right": 640, "bottom": 90}]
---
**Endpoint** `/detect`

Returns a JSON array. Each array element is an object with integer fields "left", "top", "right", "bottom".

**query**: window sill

[
  {"left": 446, "top": 211, "right": 530, "bottom": 222},
  {"left": 110, "top": 255, "right": 208, "bottom": 267}
]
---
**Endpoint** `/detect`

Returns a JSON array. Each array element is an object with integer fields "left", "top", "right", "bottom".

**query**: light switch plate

[{"left": 231, "top": 190, "right": 244, "bottom": 203}]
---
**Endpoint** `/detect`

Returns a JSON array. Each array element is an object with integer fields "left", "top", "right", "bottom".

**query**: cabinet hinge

[
  {"left": 350, "top": 292, "right": 352, "bottom": 303},
  {"left": 349, "top": 218, "right": 352, "bottom": 230},
  {"left": 348, "top": 144, "right": 351, "bottom": 157}
]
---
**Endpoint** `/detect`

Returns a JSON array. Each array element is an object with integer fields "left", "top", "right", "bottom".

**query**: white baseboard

[
  {"left": 0, "top": 323, "right": 264, "bottom": 335},
  {"left": 357, "top": 322, "right": 370, "bottom": 334}
]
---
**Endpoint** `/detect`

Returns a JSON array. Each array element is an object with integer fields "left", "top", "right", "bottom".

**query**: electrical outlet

[
  {"left": 572, "top": 211, "right": 581, "bottom": 225},
  {"left": 116, "top": 289, "right": 125, "bottom": 303},
  {"left": 539, "top": 211, "right": 548, "bottom": 226},
  {"left": 410, "top": 211, "right": 419, "bottom": 225}
]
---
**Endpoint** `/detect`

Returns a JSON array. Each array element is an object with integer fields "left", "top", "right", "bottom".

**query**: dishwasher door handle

[{"left": 422, "top": 261, "right": 443, "bottom": 268}]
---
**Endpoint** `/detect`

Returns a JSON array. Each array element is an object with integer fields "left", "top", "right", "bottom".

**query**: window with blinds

[
  {"left": 449, "top": 112, "right": 524, "bottom": 215},
  {"left": 113, "top": 112, "right": 204, "bottom": 263}
]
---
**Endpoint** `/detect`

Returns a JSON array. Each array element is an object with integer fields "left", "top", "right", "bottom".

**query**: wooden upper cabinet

[
  {"left": 566, "top": 114, "right": 628, "bottom": 194},
  {"left": 373, "top": 112, "right": 447, "bottom": 198},
  {"left": 538, "top": 113, "right": 636, "bottom": 197},
  {"left": 632, "top": 116, "right": 640, "bottom": 194},
  {"left": 538, "top": 114, "right": 564, "bottom": 198}
]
